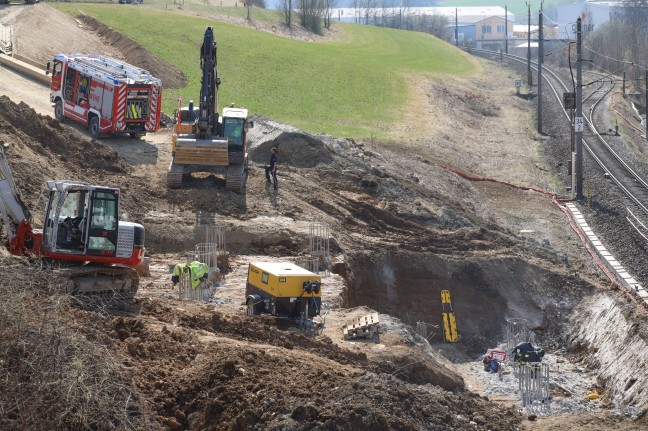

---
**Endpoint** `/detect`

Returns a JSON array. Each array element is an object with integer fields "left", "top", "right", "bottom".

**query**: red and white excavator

[{"left": 0, "top": 146, "right": 145, "bottom": 299}]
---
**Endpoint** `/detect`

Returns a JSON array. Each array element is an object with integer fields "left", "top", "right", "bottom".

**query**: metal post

[
  {"left": 505, "top": 5, "right": 509, "bottom": 54},
  {"left": 570, "top": 108, "right": 574, "bottom": 179},
  {"left": 645, "top": 70, "right": 647, "bottom": 141},
  {"left": 527, "top": 2, "right": 532, "bottom": 86},
  {"left": 575, "top": 18, "right": 584, "bottom": 199},
  {"left": 455, "top": 8, "right": 458, "bottom": 47},
  {"left": 537, "top": 8, "right": 543, "bottom": 134},
  {"left": 309, "top": 221, "right": 331, "bottom": 275}
]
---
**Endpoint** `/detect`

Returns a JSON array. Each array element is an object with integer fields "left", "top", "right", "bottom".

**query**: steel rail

[{"left": 470, "top": 49, "right": 648, "bottom": 217}]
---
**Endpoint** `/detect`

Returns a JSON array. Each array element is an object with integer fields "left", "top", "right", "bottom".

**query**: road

[{"left": 0, "top": 64, "right": 51, "bottom": 115}]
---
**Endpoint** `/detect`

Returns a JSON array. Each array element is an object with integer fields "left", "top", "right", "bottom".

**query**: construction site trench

[{"left": 1, "top": 4, "right": 648, "bottom": 431}]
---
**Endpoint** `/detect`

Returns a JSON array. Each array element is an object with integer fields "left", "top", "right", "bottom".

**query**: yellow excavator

[{"left": 167, "top": 26, "right": 253, "bottom": 192}]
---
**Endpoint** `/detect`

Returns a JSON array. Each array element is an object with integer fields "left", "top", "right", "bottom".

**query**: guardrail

[{"left": 0, "top": 53, "right": 50, "bottom": 86}]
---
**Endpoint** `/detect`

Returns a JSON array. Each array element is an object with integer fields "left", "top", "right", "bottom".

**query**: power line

[
  {"left": 583, "top": 46, "right": 648, "bottom": 72},
  {"left": 583, "top": 63, "right": 634, "bottom": 87},
  {"left": 583, "top": 46, "right": 634, "bottom": 66},
  {"left": 543, "top": 44, "right": 569, "bottom": 58},
  {"left": 541, "top": 14, "right": 572, "bottom": 27}
]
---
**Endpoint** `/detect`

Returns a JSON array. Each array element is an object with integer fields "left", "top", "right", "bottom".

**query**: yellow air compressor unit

[{"left": 245, "top": 262, "right": 321, "bottom": 319}]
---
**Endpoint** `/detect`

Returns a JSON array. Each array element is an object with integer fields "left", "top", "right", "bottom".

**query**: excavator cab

[
  {"left": 221, "top": 106, "right": 252, "bottom": 163},
  {"left": 222, "top": 117, "right": 245, "bottom": 151},
  {"left": 42, "top": 181, "right": 120, "bottom": 256},
  {"left": 1, "top": 144, "right": 145, "bottom": 298}
]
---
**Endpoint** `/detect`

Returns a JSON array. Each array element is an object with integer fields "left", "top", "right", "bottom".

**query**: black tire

[
  {"left": 89, "top": 116, "right": 100, "bottom": 139},
  {"left": 54, "top": 100, "right": 65, "bottom": 122}
]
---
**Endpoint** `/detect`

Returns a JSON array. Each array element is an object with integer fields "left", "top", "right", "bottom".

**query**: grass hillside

[{"left": 54, "top": 3, "right": 476, "bottom": 137}]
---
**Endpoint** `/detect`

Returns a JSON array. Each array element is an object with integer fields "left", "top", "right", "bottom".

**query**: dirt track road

[
  {"left": 0, "top": 65, "right": 51, "bottom": 115},
  {"left": 0, "top": 61, "right": 170, "bottom": 171}
]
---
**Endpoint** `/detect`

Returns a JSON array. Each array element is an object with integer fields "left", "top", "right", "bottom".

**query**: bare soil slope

[
  {"left": 1, "top": 5, "right": 648, "bottom": 431},
  {"left": 4, "top": 4, "right": 186, "bottom": 89}
]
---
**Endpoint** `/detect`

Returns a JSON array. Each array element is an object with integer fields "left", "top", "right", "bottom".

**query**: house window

[
  {"left": 497, "top": 25, "right": 505, "bottom": 33},
  {"left": 482, "top": 25, "right": 492, "bottom": 34}
]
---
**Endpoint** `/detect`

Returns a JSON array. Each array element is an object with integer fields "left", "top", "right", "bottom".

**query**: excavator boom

[
  {"left": 197, "top": 26, "right": 219, "bottom": 138},
  {"left": 0, "top": 146, "right": 34, "bottom": 254},
  {"left": 167, "top": 25, "right": 251, "bottom": 192}
]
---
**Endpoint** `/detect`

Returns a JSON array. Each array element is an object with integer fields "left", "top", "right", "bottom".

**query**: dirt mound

[
  {"left": 9, "top": 4, "right": 122, "bottom": 65},
  {"left": 0, "top": 259, "right": 150, "bottom": 431},
  {"left": 92, "top": 297, "right": 523, "bottom": 431},
  {"left": 248, "top": 116, "right": 336, "bottom": 167},
  {"left": 0, "top": 96, "right": 128, "bottom": 205},
  {"left": 77, "top": 15, "right": 186, "bottom": 90},
  {"left": 6, "top": 4, "right": 185, "bottom": 90}
]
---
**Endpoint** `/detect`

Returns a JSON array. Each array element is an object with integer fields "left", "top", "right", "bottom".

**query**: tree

[
  {"left": 587, "top": 0, "right": 648, "bottom": 93},
  {"left": 298, "top": 0, "right": 324, "bottom": 34},
  {"left": 413, "top": 13, "right": 451, "bottom": 41},
  {"left": 323, "top": 0, "right": 337, "bottom": 30},
  {"left": 280, "top": 0, "right": 293, "bottom": 28}
]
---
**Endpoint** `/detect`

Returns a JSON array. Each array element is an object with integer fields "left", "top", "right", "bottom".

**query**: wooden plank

[{"left": 343, "top": 313, "right": 380, "bottom": 340}]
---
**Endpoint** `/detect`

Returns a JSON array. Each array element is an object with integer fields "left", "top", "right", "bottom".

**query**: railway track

[{"left": 472, "top": 49, "right": 648, "bottom": 241}]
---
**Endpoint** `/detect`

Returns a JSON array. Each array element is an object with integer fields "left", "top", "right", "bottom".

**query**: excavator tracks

[
  {"left": 61, "top": 264, "right": 139, "bottom": 301},
  {"left": 225, "top": 159, "right": 248, "bottom": 193},
  {"left": 166, "top": 161, "right": 184, "bottom": 189}
]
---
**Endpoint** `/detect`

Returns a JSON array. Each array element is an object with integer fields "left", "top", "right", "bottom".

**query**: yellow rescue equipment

[{"left": 441, "top": 289, "right": 458, "bottom": 342}]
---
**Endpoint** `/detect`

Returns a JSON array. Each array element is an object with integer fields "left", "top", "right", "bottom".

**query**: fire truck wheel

[
  {"left": 54, "top": 100, "right": 66, "bottom": 123},
  {"left": 89, "top": 116, "right": 100, "bottom": 139}
]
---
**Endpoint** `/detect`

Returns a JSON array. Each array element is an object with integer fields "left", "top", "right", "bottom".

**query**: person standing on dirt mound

[{"left": 265, "top": 147, "right": 278, "bottom": 190}]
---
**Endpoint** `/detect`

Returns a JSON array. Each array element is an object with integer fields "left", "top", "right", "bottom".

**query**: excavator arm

[
  {"left": 0, "top": 146, "right": 35, "bottom": 254},
  {"left": 196, "top": 26, "right": 220, "bottom": 138}
]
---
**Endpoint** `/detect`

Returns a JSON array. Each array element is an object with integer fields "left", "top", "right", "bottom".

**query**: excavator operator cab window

[
  {"left": 86, "top": 190, "right": 119, "bottom": 256},
  {"left": 55, "top": 189, "right": 89, "bottom": 252},
  {"left": 223, "top": 118, "right": 244, "bottom": 150}
]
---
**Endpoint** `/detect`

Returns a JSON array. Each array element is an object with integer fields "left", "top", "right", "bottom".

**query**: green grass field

[{"left": 53, "top": 3, "right": 475, "bottom": 137}]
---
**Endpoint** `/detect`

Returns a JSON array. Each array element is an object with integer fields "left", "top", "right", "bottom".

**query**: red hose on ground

[
  {"left": 611, "top": 91, "right": 645, "bottom": 136},
  {"left": 437, "top": 163, "right": 623, "bottom": 289}
]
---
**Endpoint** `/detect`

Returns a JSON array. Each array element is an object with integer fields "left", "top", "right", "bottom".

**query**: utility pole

[
  {"left": 505, "top": 5, "right": 508, "bottom": 54},
  {"left": 575, "top": 18, "right": 584, "bottom": 199},
  {"left": 527, "top": 2, "right": 532, "bottom": 86},
  {"left": 455, "top": 8, "right": 459, "bottom": 47},
  {"left": 537, "top": 7, "right": 543, "bottom": 134}
]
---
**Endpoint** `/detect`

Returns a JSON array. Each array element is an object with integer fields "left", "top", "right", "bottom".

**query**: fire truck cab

[{"left": 49, "top": 54, "right": 162, "bottom": 139}]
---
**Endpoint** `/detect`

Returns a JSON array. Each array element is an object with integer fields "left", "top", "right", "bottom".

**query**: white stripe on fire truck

[
  {"left": 147, "top": 85, "right": 159, "bottom": 131},
  {"left": 115, "top": 85, "right": 127, "bottom": 130}
]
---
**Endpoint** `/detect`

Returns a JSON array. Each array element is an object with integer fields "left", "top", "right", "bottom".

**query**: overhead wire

[
  {"left": 543, "top": 44, "right": 569, "bottom": 58},
  {"left": 582, "top": 46, "right": 635, "bottom": 67},
  {"left": 583, "top": 63, "right": 633, "bottom": 87}
]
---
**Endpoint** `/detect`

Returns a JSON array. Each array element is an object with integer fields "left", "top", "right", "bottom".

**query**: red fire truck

[{"left": 49, "top": 54, "right": 162, "bottom": 139}]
